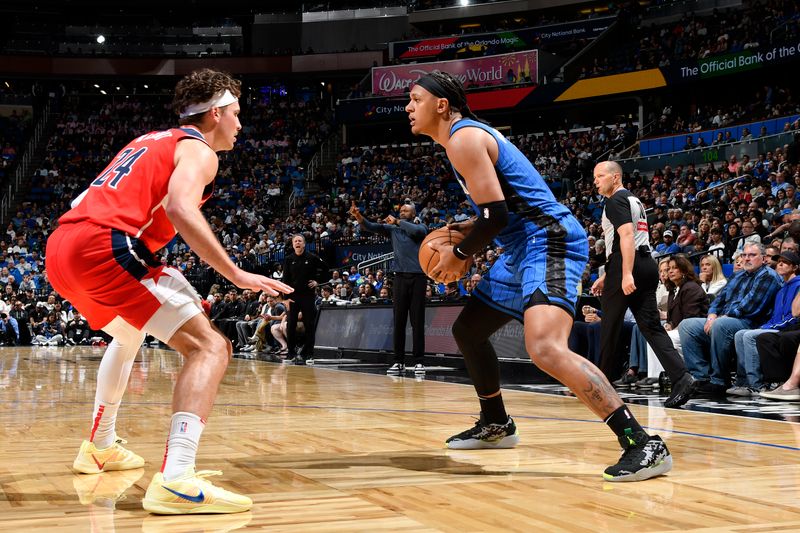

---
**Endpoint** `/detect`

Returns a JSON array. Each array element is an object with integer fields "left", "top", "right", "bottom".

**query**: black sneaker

[
  {"left": 292, "top": 354, "right": 306, "bottom": 366},
  {"left": 664, "top": 372, "right": 696, "bottom": 408},
  {"left": 445, "top": 414, "right": 519, "bottom": 449},
  {"left": 603, "top": 430, "right": 672, "bottom": 482},
  {"left": 612, "top": 371, "right": 638, "bottom": 387}
]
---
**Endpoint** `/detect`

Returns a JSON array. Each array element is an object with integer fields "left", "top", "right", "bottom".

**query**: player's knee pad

[{"left": 102, "top": 316, "right": 146, "bottom": 350}]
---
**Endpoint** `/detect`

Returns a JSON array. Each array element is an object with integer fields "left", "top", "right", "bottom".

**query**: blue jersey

[
  {"left": 449, "top": 118, "right": 573, "bottom": 249},
  {"left": 448, "top": 119, "right": 589, "bottom": 319}
]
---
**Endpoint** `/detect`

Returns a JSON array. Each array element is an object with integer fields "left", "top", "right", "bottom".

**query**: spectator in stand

[
  {"left": 698, "top": 255, "right": 728, "bottom": 297},
  {"left": 764, "top": 244, "right": 781, "bottom": 269},
  {"left": 253, "top": 295, "right": 287, "bottom": 359},
  {"left": 655, "top": 230, "right": 681, "bottom": 256},
  {"left": 32, "top": 312, "right": 65, "bottom": 346},
  {"left": 0, "top": 312, "right": 19, "bottom": 345},
  {"left": 65, "top": 309, "right": 91, "bottom": 345},
  {"left": 320, "top": 285, "right": 347, "bottom": 305},
  {"left": 725, "top": 222, "right": 741, "bottom": 259},
  {"left": 641, "top": 255, "right": 710, "bottom": 388},
  {"left": 676, "top": 225, "right": 696, "bottom": 251},
  {"left": 729, "top": 251, "right": 800, "bottom": 396},
  {"left": 235, "top": 291, "right": 265, "bottom": 351},
  {"left": 781, "top": 237, "right": 799, "bottom": 254},
  {"left": 679, "top": 243, "right": 782, "bottom": 396},
  {"left": 735, "top": 220, "right": 762, "bottom": 254},
  {"left": 272, "top": 264, "right": 283, "bottom": 280},
  {"left": 328, "top": 270, "right": 343, "bottom": 286}
]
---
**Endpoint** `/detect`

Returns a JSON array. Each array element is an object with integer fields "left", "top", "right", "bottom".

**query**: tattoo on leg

[{"left": 580, "top": 362, "right": 618, "bottom": 412}]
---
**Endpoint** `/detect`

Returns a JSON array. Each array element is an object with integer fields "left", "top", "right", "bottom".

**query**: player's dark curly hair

[{"left": 172, "top": 68, "right": 242, "bottom": 125}]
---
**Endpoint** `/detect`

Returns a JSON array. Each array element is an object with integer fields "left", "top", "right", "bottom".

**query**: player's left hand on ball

[{"left": 428, "top": 241, "right": 462, "bottom": 284}]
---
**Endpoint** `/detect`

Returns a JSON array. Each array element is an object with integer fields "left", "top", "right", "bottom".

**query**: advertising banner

[
  {"left": 389, "top": 17, "right": 613, "bottom": 61},
  {"left": 336, "top": 83, "right": 567, "bottom": 124},
  {"left": 315, "top": 304, "right": 528, "bottom": 359},
  {"left": 662, "top": 45, "right": 800, "bottom": 83},
  {"left": 334, "top": 243, "right": 393, "bottom": 268},
  {"left": 372, "top": 50, "right": 538, "bottom": 97}
]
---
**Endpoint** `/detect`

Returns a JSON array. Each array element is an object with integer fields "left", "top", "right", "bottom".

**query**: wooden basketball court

[{"left": 2, "top": 345, "right": 800, "bottom": 532}]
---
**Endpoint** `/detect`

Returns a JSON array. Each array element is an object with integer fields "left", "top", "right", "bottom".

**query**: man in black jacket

[{"left": 282, "top": 234, "right": 328, "bottom": 365}]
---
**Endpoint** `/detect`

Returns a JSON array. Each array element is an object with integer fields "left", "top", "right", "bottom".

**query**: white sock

[
  {"left": 162, "top": 412, "right": 205, "bottom": 482},
  {"left": 90, "top": 399, "right": 121, "bottom": 450},
  {"left": 90, "top": 334, "right": 142, "bottom": 449}
]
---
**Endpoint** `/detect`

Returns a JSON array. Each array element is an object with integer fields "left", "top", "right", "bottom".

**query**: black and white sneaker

[
  {"left": 603, "top": 431, "right": 672, "bottom": 482},
  {"left": 445, "top": 414, "right": 519, "bottom": 449},
  {"left": 387, "top": 363, "right": 404, "bottom": 374}
]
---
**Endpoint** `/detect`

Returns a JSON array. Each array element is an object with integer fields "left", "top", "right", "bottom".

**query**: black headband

[
  {"left": 415, "top": 74, "right": 449, "bottom": 99},
  {"left": 414, "top": 72, "right": 481, "bottom": 123}
]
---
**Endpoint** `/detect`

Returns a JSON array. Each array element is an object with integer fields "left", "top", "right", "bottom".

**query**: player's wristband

[
  {"left": 452, "top": 246, "right": 469, "bottom": 260},
  {"left": 455, "top": 200, "right": 509, "bottom": 258}
]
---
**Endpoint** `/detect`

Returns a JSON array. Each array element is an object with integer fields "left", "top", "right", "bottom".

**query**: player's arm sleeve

[{"left": 452, "top": 201, "right": 509, "bottom": 260}]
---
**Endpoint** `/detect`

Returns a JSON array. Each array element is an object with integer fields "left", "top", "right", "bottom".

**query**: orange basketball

[{"left": 418, "top": 227, "right": 470, "bottom": 280}]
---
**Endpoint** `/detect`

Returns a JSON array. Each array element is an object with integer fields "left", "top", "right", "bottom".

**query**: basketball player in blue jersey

[{"left": 407, "top": 71, "right": 672, "bottom": 481}]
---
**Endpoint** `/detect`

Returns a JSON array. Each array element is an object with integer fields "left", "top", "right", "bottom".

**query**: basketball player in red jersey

[{"left": 46, "top": 69, "right": 292, "bottom": 514}]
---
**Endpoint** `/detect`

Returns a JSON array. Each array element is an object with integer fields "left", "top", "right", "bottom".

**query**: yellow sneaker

[
  {"left": 72, "top": 437, "right": 145, "bottom": 474},
  {"left": 142, "top": 469, "right": 252, "bottom": 515},
  {"left": 72, "top": 468, "right": 144, "bottom": 507}
]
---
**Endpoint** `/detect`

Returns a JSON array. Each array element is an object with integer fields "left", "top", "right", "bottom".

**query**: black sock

[
  {"left": 604, "top": 405, "right": 647, "bottom": 442},
  {"left": 479, "top": 394, "right": 508, "bottom": 425}
]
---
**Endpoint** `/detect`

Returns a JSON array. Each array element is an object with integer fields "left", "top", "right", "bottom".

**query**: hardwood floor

[{"left": 1, "top": 346, "right": 800, "bottom": 532}]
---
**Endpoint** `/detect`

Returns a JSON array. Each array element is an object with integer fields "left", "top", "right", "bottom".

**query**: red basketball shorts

[{"left": 46, "top": 222, "right": 202, "bottom": 340}]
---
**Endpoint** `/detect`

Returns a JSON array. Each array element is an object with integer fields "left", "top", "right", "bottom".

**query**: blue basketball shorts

[{"left": 472, "top": 215, "right": 589, "bottom": 321}]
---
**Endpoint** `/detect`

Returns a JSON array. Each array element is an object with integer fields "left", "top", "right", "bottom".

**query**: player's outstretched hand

[{"left": 232, "top": 270, "right": 294, "bottom": 296}]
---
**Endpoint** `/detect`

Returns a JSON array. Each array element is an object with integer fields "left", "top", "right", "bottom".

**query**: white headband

[{"left": 179, "top": 89, "right": 238, "bottom": 119}]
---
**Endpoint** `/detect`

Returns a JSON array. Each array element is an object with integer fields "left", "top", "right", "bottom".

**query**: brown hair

[
  {"left": 172, "top": 68, "right": 241, "bottom": 126},
  {"left": 665, "top": 254, "right": 699, "bottom": 291}
]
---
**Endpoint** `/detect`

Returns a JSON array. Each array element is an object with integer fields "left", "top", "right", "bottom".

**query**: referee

[
  {"left": 282, "top": 234, "right": 328, "bottom": 365},
  {"left": 350, "top": 201, "right": 428, "bottom": 374},
  {"left": 591, "top": 161, "right": 695, "bottom": 408}
]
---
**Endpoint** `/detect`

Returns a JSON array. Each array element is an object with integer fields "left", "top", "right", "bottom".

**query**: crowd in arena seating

[
  {"left": 0, "top": 109, "right": 32, "bottom": 187},
  {"left": 590, "top": 0, "right": 800, "bottom": 78},
  {"left": 646, "top": 85, "right": 800, "bottom": 139}
]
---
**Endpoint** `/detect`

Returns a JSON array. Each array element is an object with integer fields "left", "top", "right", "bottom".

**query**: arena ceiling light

[
  {"left": 96, "top": 35, "right": 106, "bottom": 44},
  {"left": 459, "top": 0, "right": 469, "bottom": 5}
]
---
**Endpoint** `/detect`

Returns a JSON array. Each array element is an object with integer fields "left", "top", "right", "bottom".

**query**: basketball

[{"left": 418, "top": 227, "right": 470, "bottom": 280}]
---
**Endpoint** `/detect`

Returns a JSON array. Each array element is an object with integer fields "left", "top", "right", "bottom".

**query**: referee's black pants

[
  {"left": 599, "top": 252, "right": 689, "bottom": 383},
  {"left": 287, "top": 292, "right": 318, "bottom": 357},
  {"left": 393, "top": 272, "right": 427, "bottom": 365}
]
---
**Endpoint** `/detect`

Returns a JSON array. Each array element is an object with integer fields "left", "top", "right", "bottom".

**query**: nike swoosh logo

[
  {"left": 163, "top": 486, "right": 205, "bottom": 503},
  {"left": 92, "top": 452, "right": 116, "bottom": 470}
]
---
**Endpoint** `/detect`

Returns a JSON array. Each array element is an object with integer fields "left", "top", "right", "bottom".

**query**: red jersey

[{"left": 58, "top": 127, "right": 214, "bottom": 252}]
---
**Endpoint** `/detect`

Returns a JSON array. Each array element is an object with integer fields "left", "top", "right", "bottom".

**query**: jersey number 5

[{"left": 91, "top": 147, "right": 148, "bottom": 189}]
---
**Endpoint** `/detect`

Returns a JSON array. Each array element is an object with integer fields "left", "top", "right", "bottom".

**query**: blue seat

[{"left": 722, "top": 263, "right": 734, "bottom": 278}]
